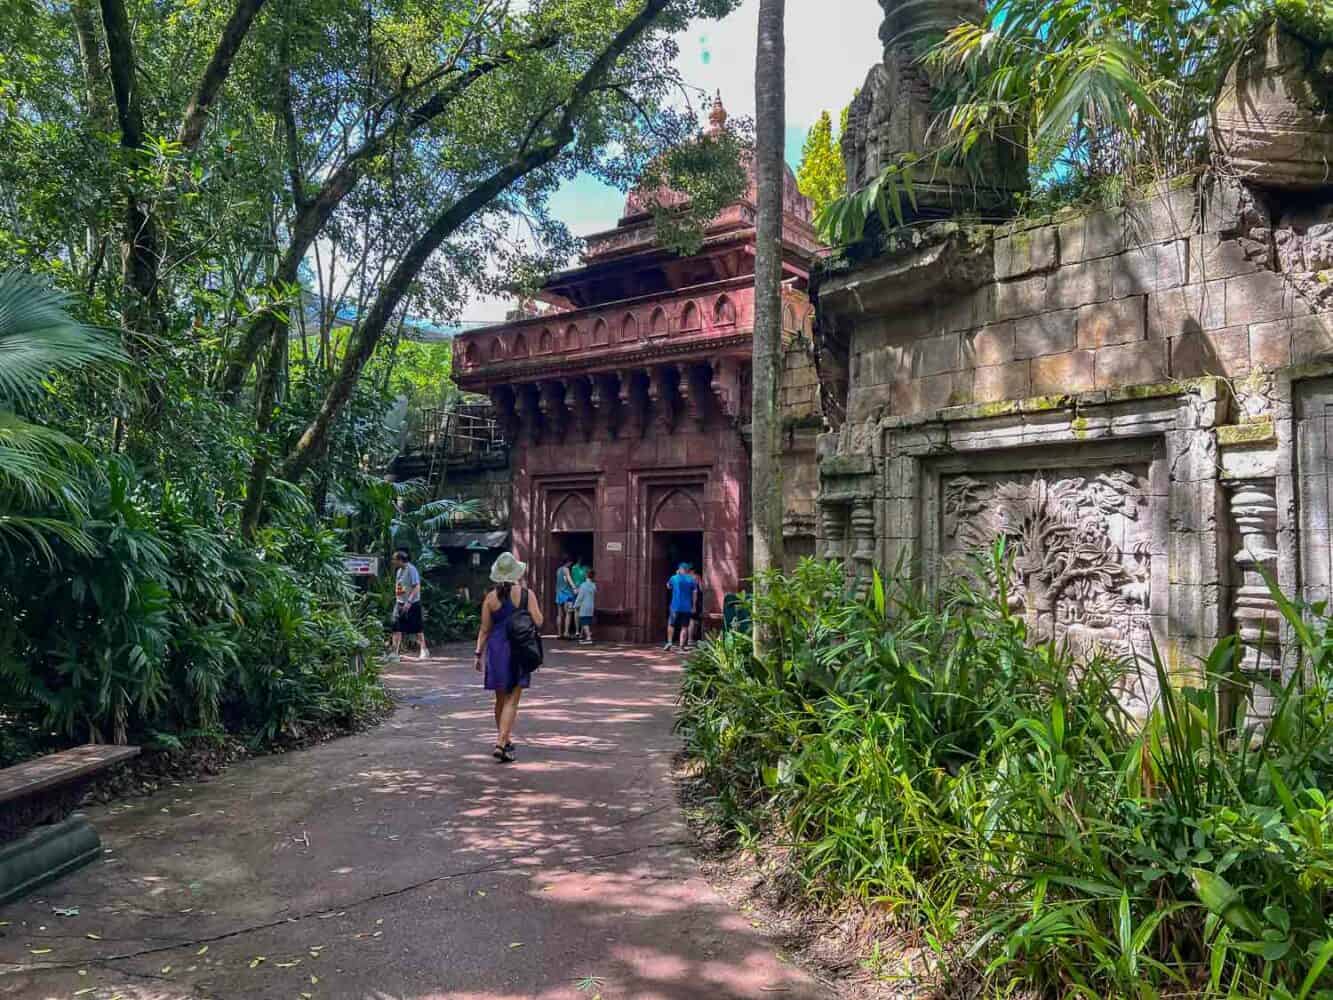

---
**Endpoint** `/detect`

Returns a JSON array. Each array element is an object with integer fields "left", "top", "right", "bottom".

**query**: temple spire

[{"left": 708, "top": 91, "right": 727, "bottom": 134}]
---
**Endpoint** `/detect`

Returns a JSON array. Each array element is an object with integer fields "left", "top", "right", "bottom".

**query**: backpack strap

[{"left": 519, "top": 587, "right": 529, "bottom": 611}]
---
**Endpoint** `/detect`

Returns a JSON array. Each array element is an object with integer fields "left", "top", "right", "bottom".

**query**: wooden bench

[
  {"left": 0, "top": 744, "right": 140, "bottom": 904},
  {"left": 0, "top": 744, "right": 140, "bottom": 807}
]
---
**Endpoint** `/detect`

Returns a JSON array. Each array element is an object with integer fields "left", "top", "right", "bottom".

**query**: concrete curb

[{"left": 0, "top": 814, "right": 101, "bottom": 905}]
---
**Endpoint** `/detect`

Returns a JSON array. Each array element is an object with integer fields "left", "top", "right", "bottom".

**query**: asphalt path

[{"left": 0, "top": 641, "right": 827, "bottom": 1000}]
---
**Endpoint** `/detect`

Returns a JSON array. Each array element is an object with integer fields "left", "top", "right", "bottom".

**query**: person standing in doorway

[
  {"left": 475, "top": 552, "right": 544, "bottom": 764},
  {"left": 555, "top": 556, "right": 576, "bottom": 639},
  {"left": 391, "top": 548, "right": 429, "bottom": 661},
  {"left": 570, "top": 557, "right": 589, "bottom": 638},
  {"left": 689, "top": 564, "right": 706, "bottom": 647},
  {"left": 663, "top": 562, "right": 698, "bottom": 652},
  {"left": 575, "top": 569, "right": 597, "bottom": 644}
]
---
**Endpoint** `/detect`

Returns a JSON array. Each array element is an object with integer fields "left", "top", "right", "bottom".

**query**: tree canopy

[{"left": 796, "top": 108, "right": 846, "bottom": 219}]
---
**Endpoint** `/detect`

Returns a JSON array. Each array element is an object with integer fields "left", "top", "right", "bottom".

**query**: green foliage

[
  {"left": 1277, "top": 0, "right": 1333, "bottom": 44},
  {"left": 796, "top": 110, "right": 846, "bottom": 220},
  {"left": 0, "top": 456, "right": 387, "bottom": 746},
  {"left": 816, "top": 0, "right": 1266, "bottom": 245},
  {"left": 0, "top": 272, "right": 122, "bottom": 561},
  {"left": 679, "top": 549, "right": 1333, "bottom": 997}
]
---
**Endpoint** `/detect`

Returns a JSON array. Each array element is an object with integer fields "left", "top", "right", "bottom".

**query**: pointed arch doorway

[
  {"left": 648, "top": 487, "right": 705, "bottom": 642},
  {"left": 547, "top": 490, "right": 596, "bottom": 612}
]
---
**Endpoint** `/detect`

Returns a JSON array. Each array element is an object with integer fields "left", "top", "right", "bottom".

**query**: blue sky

[{"left": 465, "top": 1, "right": 883, "bottom": 322}]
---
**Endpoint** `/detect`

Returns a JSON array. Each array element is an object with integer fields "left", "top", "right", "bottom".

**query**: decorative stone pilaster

[
  {"left": 819, "top": 500, "right": 848, "bottom": 561},
  {"left": 849, "top": 497, "right": 877, "bottom": 598},
  {"left": 679, "top": 364, "right": 708, "bottom": 430},
  {"left": 1226, "top": 479, "right": 1283, "bottom": 731}
]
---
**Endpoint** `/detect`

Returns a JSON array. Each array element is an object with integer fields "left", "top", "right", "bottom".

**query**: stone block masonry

[{"left": 816, "top": 169, "right": 1333, "bottom": 717}]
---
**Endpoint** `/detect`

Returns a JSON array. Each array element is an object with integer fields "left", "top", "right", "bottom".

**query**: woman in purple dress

[{"left": 473, "top": 552, "right": 544, "bottom": 763}]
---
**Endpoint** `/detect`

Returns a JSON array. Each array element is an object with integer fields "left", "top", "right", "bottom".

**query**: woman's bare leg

[
  {"left": 498, "top": 687, "right": 523, "bottom": 747},
  {"left": 493, "top": 691, "right": 505, "bottom": 738}
]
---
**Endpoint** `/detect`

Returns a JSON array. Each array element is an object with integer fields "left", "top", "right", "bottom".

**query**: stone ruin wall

[{"left": 815, "top": 172, "right": 1333, "bottom": 719}]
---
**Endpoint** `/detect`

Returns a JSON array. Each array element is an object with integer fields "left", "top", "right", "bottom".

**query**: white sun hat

[{"left": 490, "top": 551, "right": 528, "bottom": 583}]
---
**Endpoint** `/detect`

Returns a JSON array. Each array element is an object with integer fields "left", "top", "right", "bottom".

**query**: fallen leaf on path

[
  {"left": 374, "top": 918, "right": 383, "bottom": 925},
  {"left": 508, "top": 942, "right": 523, "bottom": 949},
  {"left": 249, "top": 956, "right": 266, "bottom": 969},
  {"left": 311, "top": 975, "right": 319, "bottom": 984},
  {"left": 73, "top": 988, "right": 96, "bottom": 996},
  {"left": 53, "top": 907, "right": 79, "bottom": 917},
  {"left": 276, "top": 960, "right": 302, "bottom": 968},
  {"left": 86, "top": 933, "right": 101, "bottom": 940},
  {"left": 161, "top": 965, "right": 172, "bottom": 974},
  {"left": 29, "top": 948, "right": 51, "bottom": 955},
  {"left": 197, "top": 946, "right": 208, "bottom": 955}
]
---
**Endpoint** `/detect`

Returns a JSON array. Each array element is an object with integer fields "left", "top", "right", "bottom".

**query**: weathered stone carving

[
  {"left": 942, "top": 469, "right": 1153, "bottom": 661},
  {"left": 1212, "top": 20, "right": 1333, "bottom": 191},
  {"left": 841, "top": 0, "right": 1025, "bottom": 218}
]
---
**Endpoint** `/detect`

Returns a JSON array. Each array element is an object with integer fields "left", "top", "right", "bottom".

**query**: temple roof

[{"left": 618, "top": 94, "right": 812, "bottom": 229}]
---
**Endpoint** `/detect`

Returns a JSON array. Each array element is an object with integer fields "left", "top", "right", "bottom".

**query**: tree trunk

[{"left": 751, "top": 0, "right": 786, "bottom": 651}]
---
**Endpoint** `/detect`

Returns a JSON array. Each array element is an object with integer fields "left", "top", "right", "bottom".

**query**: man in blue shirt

[{"left": 663, "top": 562, "right": 699, "bottom": 652}]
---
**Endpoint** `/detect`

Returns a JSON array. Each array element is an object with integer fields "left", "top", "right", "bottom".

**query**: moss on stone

[
  {"left": 1071, "top": 415, "right": 1090, "bottom": 440},
  {"left": 1217, "top": 421, "right": 1276, "bottom": 446}
]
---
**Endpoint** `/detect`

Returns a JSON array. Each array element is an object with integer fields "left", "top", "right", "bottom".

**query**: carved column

[
  {"left": 819, "top": 500, "right": 848, "bottom": 562},
  {"left": 1227, "top": 479, "right": 1283, "bottom": 730},
  {"left": 850, "top": 497, "right": 876, "bottom": 597}
]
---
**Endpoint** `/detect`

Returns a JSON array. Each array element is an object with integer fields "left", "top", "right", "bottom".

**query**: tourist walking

[
  {"left": 663, "top": 562, "right": 699, "bottom": 652},
  {"left": 390, "top": 548, "right": 429, "bottom": 661},
  {"left": 575, "top": 569, "right": 597, "bottom": 644},
  {"left": 474, "top": 552, "right": 544, "bottom": 764},
  {"left": 555, "top": 556, "right": 576, "bottom": 639}
]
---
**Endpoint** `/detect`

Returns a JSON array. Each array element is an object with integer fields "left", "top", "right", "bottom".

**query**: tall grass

[{"left": 678, "top": 549, "right": 1333, "bottom": 998}]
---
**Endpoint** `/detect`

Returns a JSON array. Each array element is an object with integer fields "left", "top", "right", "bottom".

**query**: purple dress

[{"left": 484, "top": 592, "right": 531, "bottom": 693}]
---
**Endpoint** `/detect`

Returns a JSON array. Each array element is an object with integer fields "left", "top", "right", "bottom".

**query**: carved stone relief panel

[{"left": 939, "top": 465, "right": 1155, "bottom": 664}]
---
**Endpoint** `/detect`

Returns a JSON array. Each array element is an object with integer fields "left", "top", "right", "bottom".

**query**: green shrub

[
  {"left": 0, "top": 456, "right": 387, "bottom": 748},
  {"left": 679, "top": 548, "right": 1333, "bottom": 998}
]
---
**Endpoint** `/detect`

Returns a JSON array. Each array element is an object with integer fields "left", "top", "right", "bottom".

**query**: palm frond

[{"left": 0, "top": 270, "right": 123, "bottom": 404}]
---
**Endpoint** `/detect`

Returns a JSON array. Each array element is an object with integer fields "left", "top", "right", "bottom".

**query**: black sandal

[{"left": 494, "top": 745, "right": 515, "bottom": 764}]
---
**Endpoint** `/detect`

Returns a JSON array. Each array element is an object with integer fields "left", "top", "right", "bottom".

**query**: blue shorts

[
  {"left": 556, "top": 590, "right": 574, "bottom": 605},
  {"left": 579, "top": 615, "right": 593, "bottom": 626}
]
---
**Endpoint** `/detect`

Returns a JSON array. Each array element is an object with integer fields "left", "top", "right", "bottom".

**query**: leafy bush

[
  {"left": 0, "top": 456, "right": 387, "bottom": 748},
  {"left": 679, "top": 549, "right": 1333, "bottom": 998}
]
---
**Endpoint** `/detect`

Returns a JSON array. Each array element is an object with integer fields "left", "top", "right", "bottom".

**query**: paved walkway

[{"left": 0, "top": 644, "right": 827, "bottom": 999}]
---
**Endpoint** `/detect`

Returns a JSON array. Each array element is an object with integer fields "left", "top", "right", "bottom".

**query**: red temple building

[{"left": 452, "top": 98, "right": 822, "bottom": 641}]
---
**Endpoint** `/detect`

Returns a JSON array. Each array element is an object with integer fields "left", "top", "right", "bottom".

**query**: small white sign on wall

[{"left": 606, "top": 541, "right": 624, "bottom": 552}]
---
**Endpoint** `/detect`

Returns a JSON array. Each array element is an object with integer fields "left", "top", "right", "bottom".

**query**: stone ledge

[{"left": 1217, "top": 421, "right": 1276, "bottom": 447}]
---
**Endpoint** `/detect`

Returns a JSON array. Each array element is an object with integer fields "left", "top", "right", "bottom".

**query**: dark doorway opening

[
  {"left": 552, "top": 531, "right": 594, "bottom": 572},
  {"left": 651, "top": 531, "right": 703, "bottom": 642}
]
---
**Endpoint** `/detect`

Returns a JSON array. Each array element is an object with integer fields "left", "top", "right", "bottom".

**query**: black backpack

[{"left": 506, "top": 587, "right": 544, "bottom": 672}]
